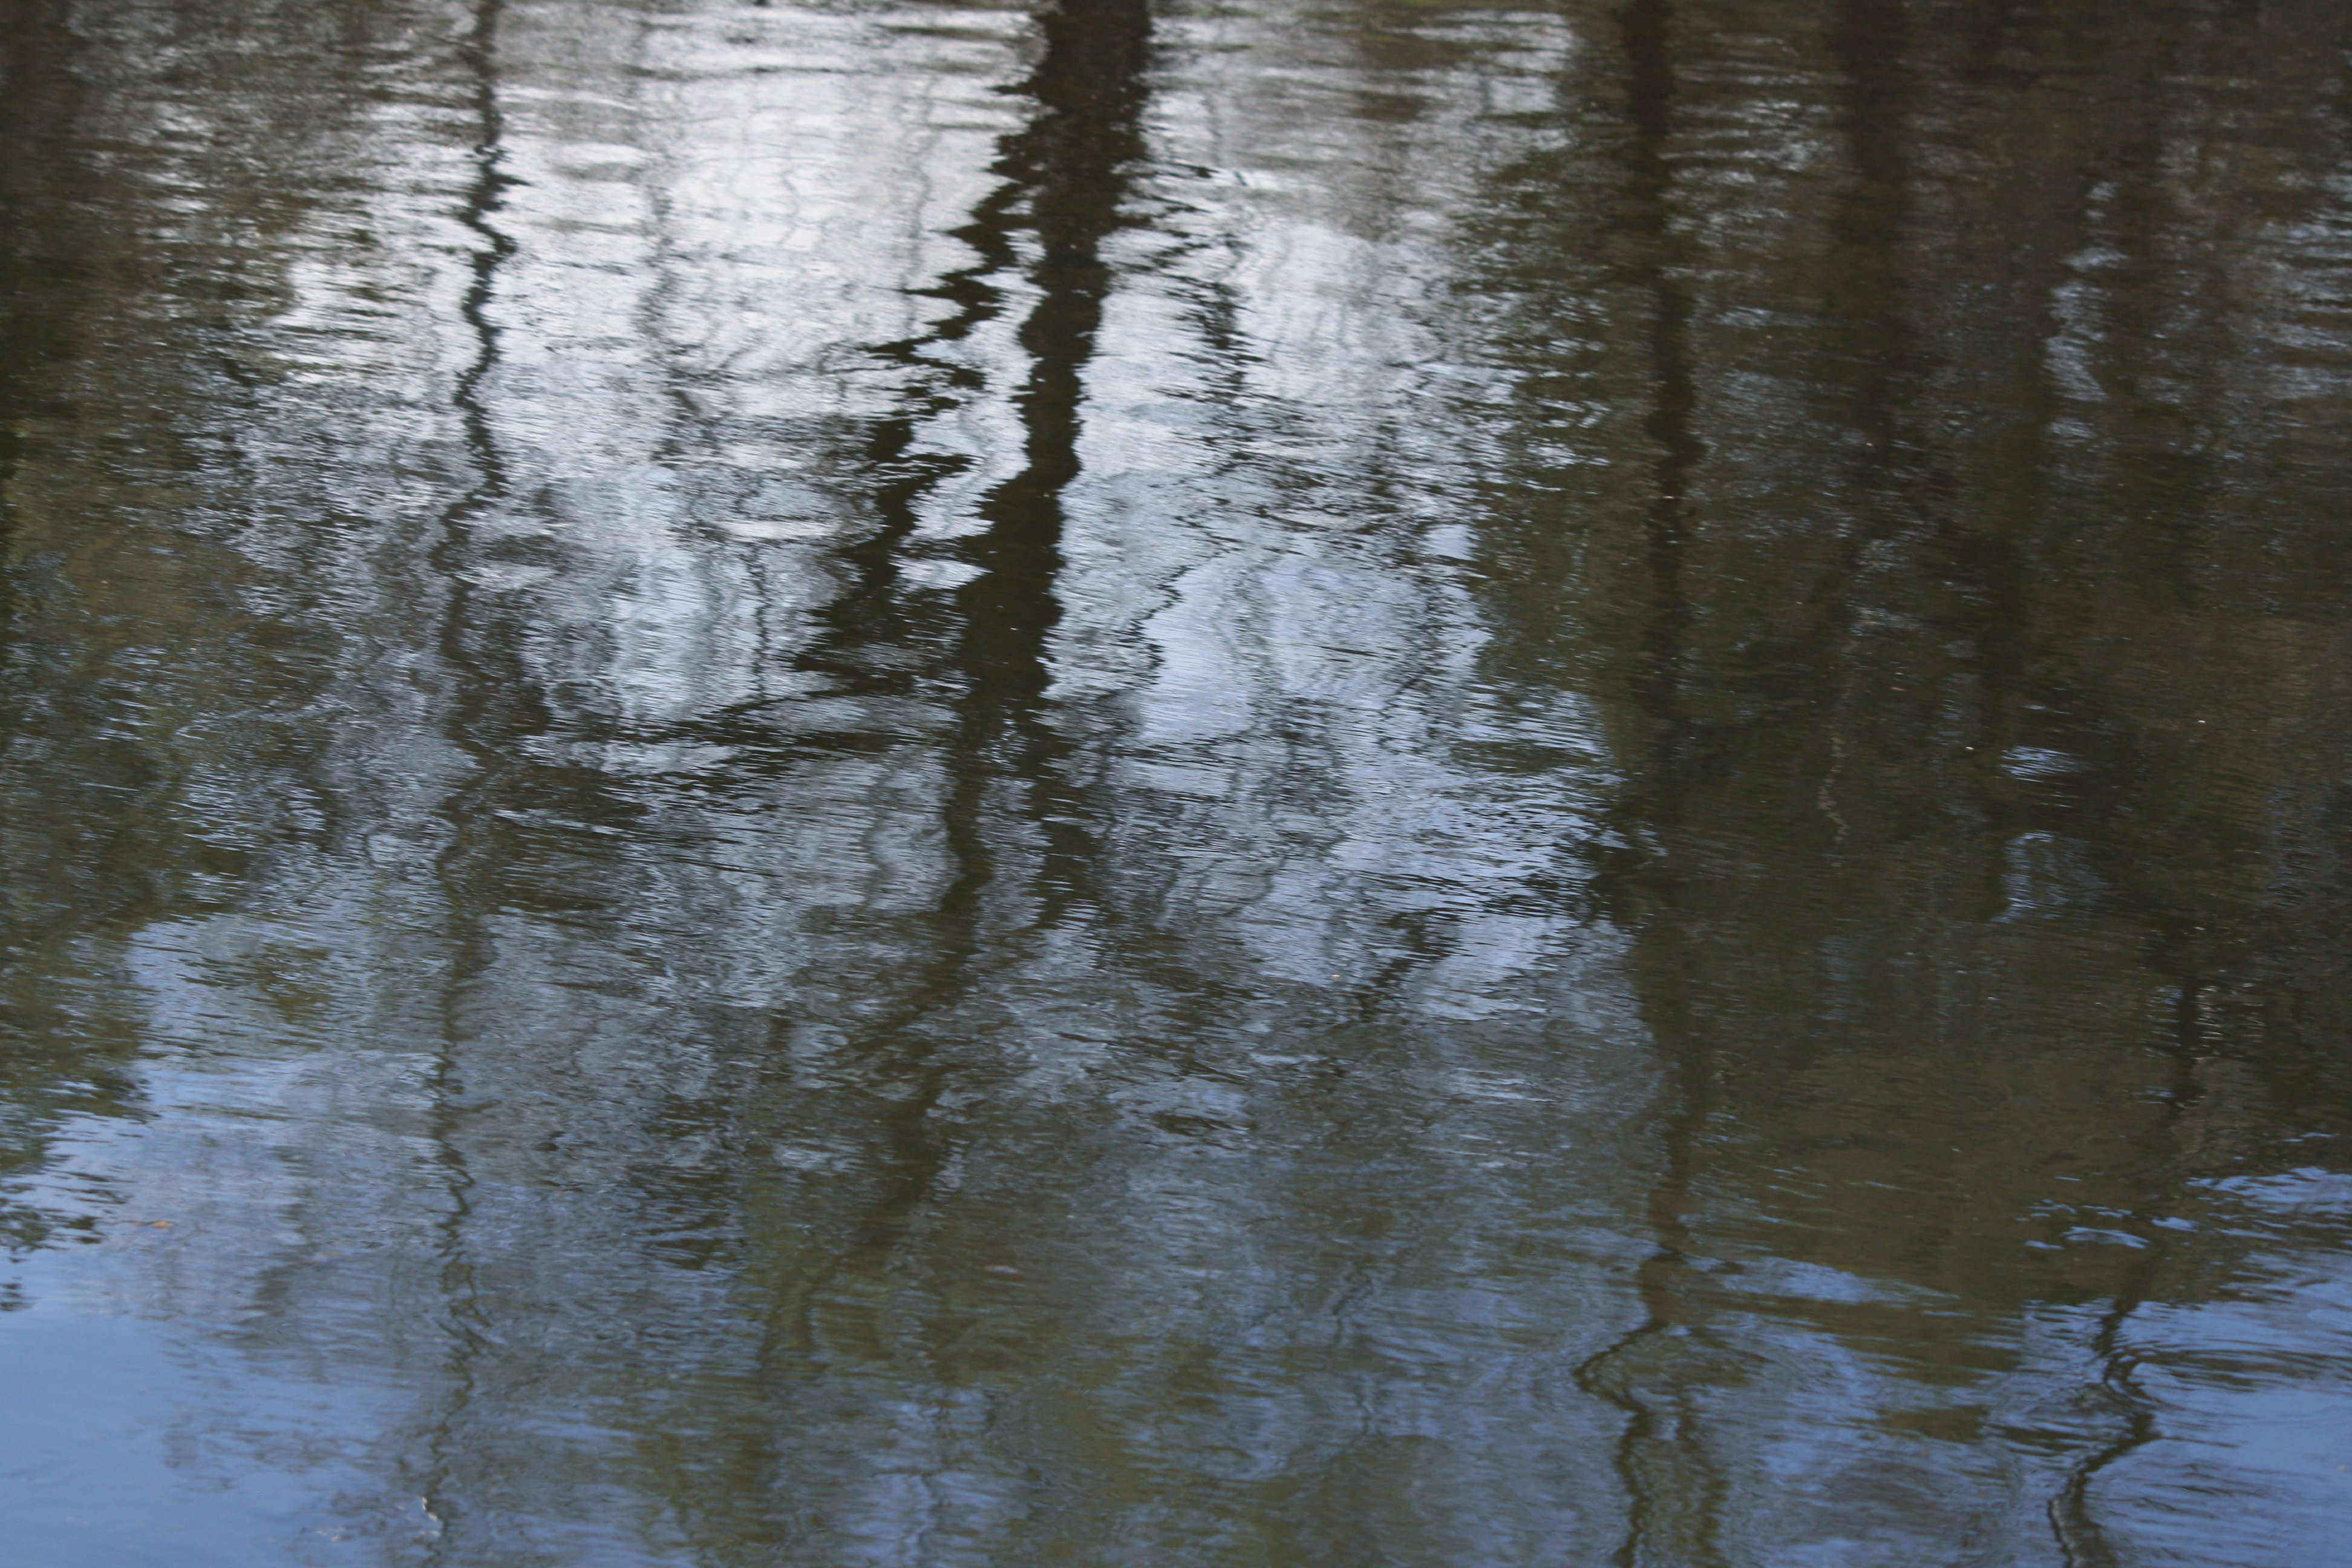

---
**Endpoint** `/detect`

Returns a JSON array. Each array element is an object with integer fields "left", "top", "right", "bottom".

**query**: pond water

[{"left": 4, "top": 0, "right": 2352, "bottom": 1561}]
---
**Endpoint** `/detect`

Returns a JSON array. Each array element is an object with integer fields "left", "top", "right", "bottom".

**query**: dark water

[{"left": 4, "top": 0, "right": 2352, "bottom": 1560}]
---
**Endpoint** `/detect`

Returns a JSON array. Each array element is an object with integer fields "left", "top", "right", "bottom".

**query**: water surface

[{"left": 4, "top": 0, "right": 2352, "bottom": 1561}]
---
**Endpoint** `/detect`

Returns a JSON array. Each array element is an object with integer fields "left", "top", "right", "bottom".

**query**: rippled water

[{"left": 4, "top": 0, "right": 2352, "bottom": 1561}]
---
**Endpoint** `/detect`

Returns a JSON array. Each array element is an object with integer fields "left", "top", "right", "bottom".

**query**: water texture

[{"left": 2, "top": 0, "right": 2351, "bottom": 1561}]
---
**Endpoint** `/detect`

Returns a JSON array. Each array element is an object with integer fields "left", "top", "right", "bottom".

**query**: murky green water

[{"left": 4, "top": 0, "right": 2351, "bottom": 1560}]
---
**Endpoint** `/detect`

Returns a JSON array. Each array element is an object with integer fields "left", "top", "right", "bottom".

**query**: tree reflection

[{"left": 2, "top": 0, "right": 2352, "bottom": 1561}]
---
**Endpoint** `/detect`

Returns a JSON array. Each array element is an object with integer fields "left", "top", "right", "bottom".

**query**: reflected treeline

[
  {"left": 2, "top": 0, "right": 2351, "bottom": 1562},
  {"left": 1462, "top": 0, "right": 2352, "bottom": 1560},
  {"left": 0, "top": 0, "right": 109, "bottom": 1256},
  {"left": 0, "top": 0, "right": 454, "bottom": 1250}
]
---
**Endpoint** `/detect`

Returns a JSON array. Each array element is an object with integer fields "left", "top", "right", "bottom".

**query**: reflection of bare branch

[
  {"left": 1570, "top": 2, "right": 1722, "bottom": 1562},
  {"left": 413, "top": 0, "right": 516, "bottom": 1555}
]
